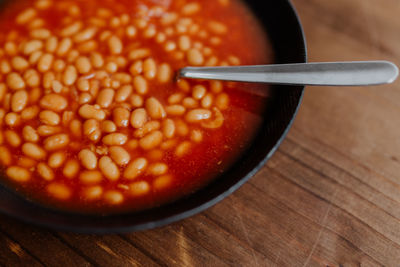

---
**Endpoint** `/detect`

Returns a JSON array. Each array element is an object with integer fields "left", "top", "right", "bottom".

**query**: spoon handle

[{"left": 179, "top": 61, "right": 399, "bottom": 86}]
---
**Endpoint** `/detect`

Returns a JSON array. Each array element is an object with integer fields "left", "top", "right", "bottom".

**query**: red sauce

[{"left": 0, "top": 0, "right": 273, "bottom": 214}]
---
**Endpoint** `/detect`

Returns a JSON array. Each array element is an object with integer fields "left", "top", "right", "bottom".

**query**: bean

[
  {"left": 79, "top": 104, "right": 106, "bottom": 120},
  {"left": 157, "top": 63, "right": 172, "bottom": 83},
  {"left": 22, "top": 143, "right": 46, "bottom": 160},
  {"left": 145, "top": 97, "right": 166, "bottom": 119},
  {"left": 192, "top": 85, "right": 207, "bottom": 99},
  {"left": 38, "top": 53, "right": 54, "bottom": 72},
  {"left": 128, "top": 49, "right": 150, "bottom": 60},
  {"left": 187, "top": 48, "right": 204, "bottom": 66},
  {"left": 201, "top": 93, "right": 213, "bottom": 108},
  {"left": 63, "top": 65, "right": 77, "bottom": 85},
  {"left": 129, "top": 181, "right": 150, "bottom": 196},
  {"left": 37, "top": 125, "right": 62, "bottom": 136},
  {"left": 7, "top": 72, "right": 25, "bottom": 90},
  {"left": 37, "top": 162, "right": 54, "bottom": 181},
  {"left": 78, "top": 40, "right": 98, "bottom": 53},
  {"left": 43, "top": 134, "right": 69, "bottom": 151},
  {"left": 80, "top": 170, "right": 102, "bottom": 184},
  {"left": 175, "top": 141, "right": 191, "bottom": 157},
  {"left": 69, "top": 119, "right": 82, "bottom": 138},
  {"left": 45, "top": 36, "right": 58, "bottom": 53},
  {"left": 129, "top": 61, "right": 143, "bottom": 76},
  {"left": 102, "top": 133, "right": 127, "bottom": 145},
  {"left": 18, "top": 157, "right": 36, "bottom": 168},
  {"left": 175, "top": 119, "right": 189, "bottom": 136},
  {"left": 57, "top": 38, "right": 72, "bottom": 56},
  {"left": 115, "top": 85, "right": 132, "bottom": 102},
  {"left": 139, "top": 131, "right": 163, "bottom": 150},
  {"left": 90, "top": 52, "right": 104, "bottom": 68},
  {"left": 96, "top": 88, "right": 114, "bottom": 108},
  {"left": 60, "top": 21, "right": 82, "bottom": 37},
  {"left": 5, "top": 130, "right": 21, "bottom": 147},
  {"left": 105, "top": 62, "right": 118, "bottom": 73},
  {"left": 11, "top": 56, "right": 29, "bottom": 71},
  {"left": 201, "top": 107, "right": 224, "bottom": 129},
  {"left": 79, "top": 92, "right": 92, "bottom": 105},
  {"left": 22, "top": 126, "right": 39, "bottom": 142},
  {"left": 84, "top": 186, "right": 103, "bottom": 199},
  {"left": 161, "top": 105, "right": 184, "bottom": 118},
  {"left": 178, "top": 35, "right": 191, "bottom": 51},
  {"left": 74, "top": 27, "right": 97, "bottom": 43},
  {"left": 113, "top": 107, "right": 130, "bottom": 128},
  {"left": 191, "top": 129, "right": 203, "bottom": 143},
  {"left": 108, "top": 35, "right": 123, "bottom": 55},
  {"left": 133, "top": 121, "right": 160, "bottom": 138},
  {"left": 51, "top": 80, "right": 62, "bottom": 94},
  {"left": 39, "top": 110, "right": 60, "bottom": 125},
  {"left": 23, "top": 40, "right": 43, "bottom": 55},
  {"left": 99, "top": 156, "right": 120, "bottom": 181},
  {"left": 130, "top": 94, "right": 143, "bottom": 108},
  {"left": 182, "top": 97, "right": 199, "bottom": 108},
  {"left": 31, "top": 28, "right": 51, "bottom": 39},
  {"left": 4, "top": 42, "right": 17, "bottom": 56},
  {"left": 29, "top": 51, "right": 43, "bottom": 65},
  {"left": 16, "top": 8, "right": 36, "bottom": 24},
  {"left": 21, "top": 106, "right": 40, "bottom": 120},
  {"left": 48, "top": 152, "right": 66, "bottom": 168},
  {"left": 104, "top": 190, "right": 124, "bottom": 204},
  {"left": 126, "top": 25, "right": 137, "bottom": 38},
  {"left": 185, "top": 109, "right": 212, "bottom": 123},
  {"left": 75, "top": 56, "right": 92, "bottom": 74},
  {"left": 40, "top": 94, "right": 67, "bottom": 112},
  {"left": 162, "top": 119, "right": 175, "bottom": 138},
  {"left": 62, "top": 111, "right": 74, "bottom": 126},
  {"left": 67, "top": 50, "right": 79, "bottom": 63},
  {"left": 113, "top": 73, "right": 132, "bottom": 84},
  {"left": 78, "top": 149, "right": 97, "bottom": 170},
  {"left": 177, "top": 79, "right": 190, "bottom": 92},
  {"left": 167, "top": 93, "right": 183, "bottom": 105},
  {"left": 47, "top": 183, "right": 71, "bottom": 200},
  {"left": 109, "top": 146, "right": 131, "bottom": 166},
  {"left": 143, "top": 58, "right": 157, "bottom": 80},
  {"left": 130, "top": 108, "right": 147, "bottom": 129},
  {"left": 74, "top": 79, "right": 89, "bottom": 93},
  {"left": 63, "top": 159, "right": 80, "bottom": 178},
  {"left": 148, "top": 163, "right": 168, "bottom": 176},
  {"left": 101, "top": 120, "right": 117, "bottom": 133},
  {"left": 208, "top": 21, "right": 228, "bottom": 34},
  {"left": 11, "top": 90, "right": 28, "bottom": 112},
  {"left": 153, "top": 175, "right": 172, "bottom": 190},
  {"left": 164, "top": 41, "right": 176, "bottom": 51},
  {"left": 82, "top": 119, "right": 100, "bottom": 141},
  {"left": 143, "top": 25, "right": 156, "bottom": 38},
  {"left": 215, "top": 93, "right": 229, "bottom": 110},
  {"left": 0, "top": 146, "right": 12, "bottom": 165},
  {"left": 123, "top": 157, "right": 147, "bottom": 179},
  {"left": 42, "top": 71, "right": 55, "bottom": 89},
  {"left": 133, "top": 75, "right": 148, "bottom": 95},
  {"left": 0, "top": 60, "right": 11, "bottom": 74},
  {"left": 24, "top": 69, "right": 40, "bottom": 87},
  {"left": 5, "top": 112, "right": 21, "bottom": 127},
  {"left": 6, "top": 166, "right": 31, "bottom": 182}
]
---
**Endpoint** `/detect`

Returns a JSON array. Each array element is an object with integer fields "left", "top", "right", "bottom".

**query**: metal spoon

[{"left": 179, "top": 61, "right": 399, "bottom": 86}]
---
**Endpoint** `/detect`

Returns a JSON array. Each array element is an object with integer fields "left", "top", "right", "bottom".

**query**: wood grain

[{"left": 1, "top": 0, "right": 400, "bottom": 266}]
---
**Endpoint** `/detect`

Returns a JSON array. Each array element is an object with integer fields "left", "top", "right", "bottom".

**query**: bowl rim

[{"left": 0, "top": 0, "right": 308, "bottom": 233}]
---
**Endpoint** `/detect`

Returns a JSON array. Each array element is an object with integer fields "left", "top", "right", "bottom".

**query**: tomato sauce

[{"left": 0, "top": 0, "right": 273, "bottom": 214}]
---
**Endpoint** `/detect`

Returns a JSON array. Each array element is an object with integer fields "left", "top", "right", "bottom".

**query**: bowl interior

[{"left": 0, "top": 0, "right": 306, "bottom": 233}]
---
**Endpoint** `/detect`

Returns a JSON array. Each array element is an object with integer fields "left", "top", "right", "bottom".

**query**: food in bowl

[{"left": 0, "top": 0, "right": 272, "bottom": 214}]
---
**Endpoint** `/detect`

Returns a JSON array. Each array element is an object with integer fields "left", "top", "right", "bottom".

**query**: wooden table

[{"left": 1, "top": 0, "right": 400, "bottom": 266}]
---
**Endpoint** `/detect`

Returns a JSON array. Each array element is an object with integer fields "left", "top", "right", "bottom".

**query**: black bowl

[{"left": 0, "top": 0, "right": 307, "bottom": 233}]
